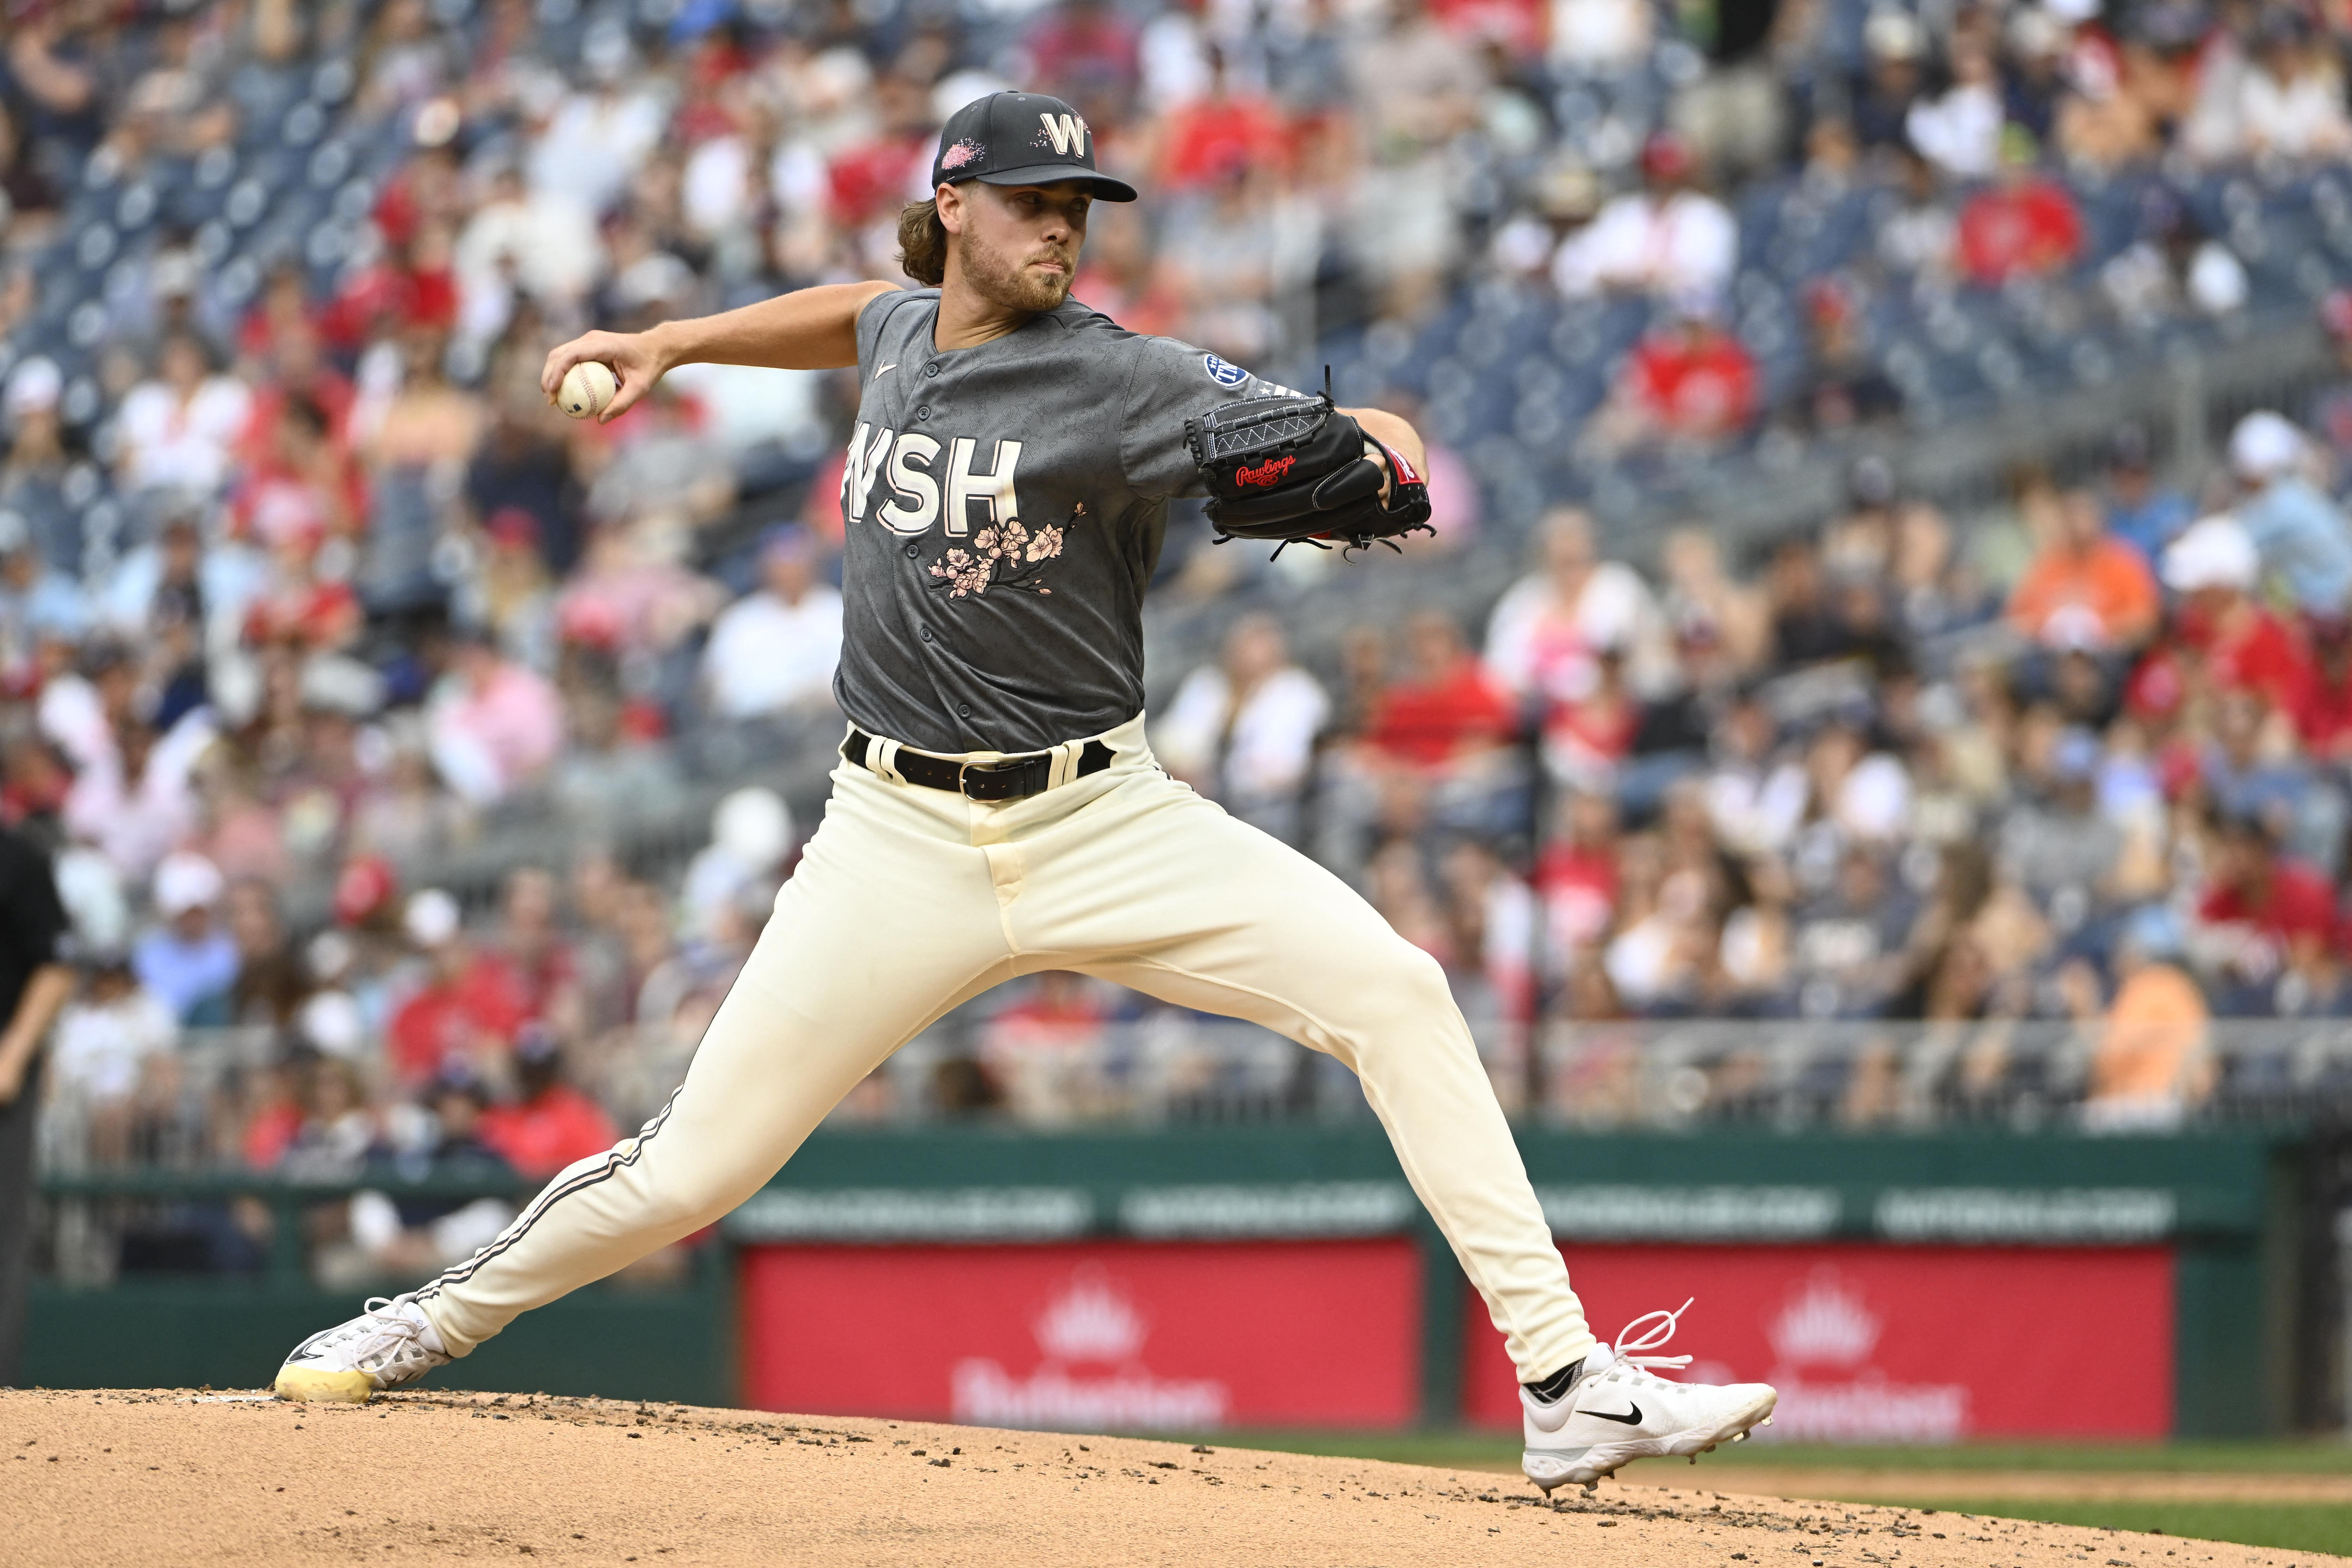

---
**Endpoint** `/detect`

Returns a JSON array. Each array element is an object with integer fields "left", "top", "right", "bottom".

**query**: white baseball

[{"left": 558, "top": 360, "right": 619, "bottom": 421}]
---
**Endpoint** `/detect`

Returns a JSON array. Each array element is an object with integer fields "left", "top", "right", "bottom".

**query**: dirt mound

[{"left": 3, "top": 1390, "right": 2333, "bottom": 1567}]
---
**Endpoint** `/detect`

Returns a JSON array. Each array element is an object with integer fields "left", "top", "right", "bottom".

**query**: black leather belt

[{"left": 842, "top": 727, "right": 1115, "bottom": 802}]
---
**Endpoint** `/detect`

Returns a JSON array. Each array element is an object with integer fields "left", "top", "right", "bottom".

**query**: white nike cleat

[
  {"left": 273, "top": 1294, "right": 451, "bottom": 1403},
  {"left": 1521, "top": 1300, "right": 1777, "bottom": 1495}
]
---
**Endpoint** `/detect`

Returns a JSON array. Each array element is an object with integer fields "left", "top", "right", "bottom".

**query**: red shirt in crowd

[
  {"left": 1157, "top": 93, "right": 1290, "bottom": 189},
  {"left": 1958, "top": 177, "right": 2084, "bottom": 284},
  {"left": 2298, "top": 666, "right": 2352, "bottom": 757},
  {"left": 318, "top": 258, "right": 457, "bottom": 349},
  {"left": 2185, "top": 601, "right": 2313, "bottom": 711},
  {"left": 1626, "top": 326, "right": 1757, "bottom": 439},
  {"left": 1535, "top": 842, "right": 1620, "bottom": 951},
  {"left": 1365, "top": 657, "right": 1516, "bottom": 766},
  {"left": 477, "top": 1085, "right": 620, "bottom": 1179},
  {"left": 2199, "top": 860, "right": 2342, "bottom": 949},
  {"left": 388, "top": 959, "right": 536, "bottom": 1085}
]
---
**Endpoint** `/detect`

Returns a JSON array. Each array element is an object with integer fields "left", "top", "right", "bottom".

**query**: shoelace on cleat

[
  {"left": 326, "top": 1296, "right": 435, "bottom": 1370},
  {"left": 1589, "top": 1299, "right": 1698, "bottom": 1393}
]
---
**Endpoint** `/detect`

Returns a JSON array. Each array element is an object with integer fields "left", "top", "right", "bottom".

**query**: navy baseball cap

[{"left": 930, "top": 91, "right": 1138, "bottom": 202}]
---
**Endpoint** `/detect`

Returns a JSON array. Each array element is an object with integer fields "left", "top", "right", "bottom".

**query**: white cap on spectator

[
  {"left": 300, "top": 990, "right": 367, "bottom": 1060},
  {"left": 4, "top": 356, "right": 61, "bottom": 419},
  {"left": 405, "top": 887, "right": 462, "bottom": 948},
  {"left": 713, "top": 787, "right": 793, "bottom": 873},
  {"left": 1864, "top": 7, "right": 1926, "bottom": 60},
  {"left": 2229, "top": 411, "right": 2304, "bottom": 481},
  {"left": 153, "top": 851, "right": 225, "bottom": 918},
  {"left": 2162, "top": 514, "right": 2260, "bottom": 592}
]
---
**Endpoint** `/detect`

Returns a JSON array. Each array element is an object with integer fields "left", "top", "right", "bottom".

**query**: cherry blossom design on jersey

[{"left": 927, "top": 513, "right": 1066, "bottom": 599}]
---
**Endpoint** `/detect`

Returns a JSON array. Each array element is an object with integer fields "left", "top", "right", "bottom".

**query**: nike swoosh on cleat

[{"left": 1586, "top": 1403, "right": 1644, "bottom": 1425}]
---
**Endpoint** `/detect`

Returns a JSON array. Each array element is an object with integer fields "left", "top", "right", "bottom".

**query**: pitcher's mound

[{"left": 1, "top": 1390, "right": 2321, "bottom": 1567}]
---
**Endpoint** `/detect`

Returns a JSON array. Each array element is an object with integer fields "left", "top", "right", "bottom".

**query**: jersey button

[
  {"left": 905, "top": 542, "right": 920, "bottom": 558},
  {"left": 924, "top": 363, "right": 940, "bottom": 378},
  {"left": 920, "top": 626, "right": 933, "bottom": 642},
  {"left": 915, "top": 405, "right": 930, "bottom": 420},
  {"left": 958, "top": 704, "right": 972, "bottom": 718}
]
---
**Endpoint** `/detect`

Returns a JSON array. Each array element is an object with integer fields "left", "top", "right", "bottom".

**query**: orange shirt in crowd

[
  {"left": 2090, "top": 963, "right": 2208, "bottom": 1102},
  {"left": 2006, "top": 539, "right": 2160, "bottom": 649}
]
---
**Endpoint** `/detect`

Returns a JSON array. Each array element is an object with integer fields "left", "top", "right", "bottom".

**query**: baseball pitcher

[{"left": 273, "top": 91, "right": 1775, "bottom": 1492}]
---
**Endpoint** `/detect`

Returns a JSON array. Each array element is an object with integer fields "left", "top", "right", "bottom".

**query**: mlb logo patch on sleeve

[{"left": 1201, "top": 354, "right": 1250, "bottom": 388}]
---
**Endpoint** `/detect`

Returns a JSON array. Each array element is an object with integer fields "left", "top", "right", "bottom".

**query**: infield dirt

[{"left": 3, "top": 1389, "right": 2338, "bottom": 1567}]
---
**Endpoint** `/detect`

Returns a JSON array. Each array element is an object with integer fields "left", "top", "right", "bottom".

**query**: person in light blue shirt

[
  {"left": 2230, "top": 411, "right": 2352, "bottom": 617},
  {"left": 131, "top": 851, "right": 240, "bottom": 1025},
  {"left": 0, "top": 511, "right": 89, "bottom": 652},
  {"left": 2101, "top": 424, "right": 2195, "bottom": 568}
]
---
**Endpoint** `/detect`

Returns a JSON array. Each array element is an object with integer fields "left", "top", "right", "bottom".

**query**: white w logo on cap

[{"left": 1038, "top": 112, "right": 1088, "bottom": 156}]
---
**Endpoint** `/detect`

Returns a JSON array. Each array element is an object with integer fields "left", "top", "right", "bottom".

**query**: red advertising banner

[
  {"left": 740, "top": 1239, "right": 1421, "bottom": 1430},
  {"left": 1460, "top": 1244, "right": 2174, "bottom": 1439}
]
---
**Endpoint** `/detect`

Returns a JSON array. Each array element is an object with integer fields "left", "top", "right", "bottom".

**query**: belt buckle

[{"left": 958, "top": 759, "right": 1018, "bottom": 801}]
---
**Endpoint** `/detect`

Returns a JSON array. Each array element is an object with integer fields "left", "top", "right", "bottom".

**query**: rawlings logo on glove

[{"left": 1183, "top": 379, "right": 1433, "bottom": 556}]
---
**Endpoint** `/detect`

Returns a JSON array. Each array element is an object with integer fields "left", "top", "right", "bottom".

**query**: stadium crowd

[{"left": 7, "top": 0, "right": 2352, "bottom": 1270}]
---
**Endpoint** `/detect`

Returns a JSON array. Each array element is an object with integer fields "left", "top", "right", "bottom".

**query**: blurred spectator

[
  {"left": 131, "top": 852, "right": 238, "bottom": 1025},
  {"left": 1793, "top": 278, "right": 1902, "bottom": 435},
  {"left": 978, "top": 971, "right": 1114, "bottom": 1124},
  {"left": 2157, "top": 514, "right": 2314, "bottom": 719},
  {"left": 2085, "top": 907, "right": 2213, "bottom": 1130},
  {"left": 2192, "top": 810, "right": 2340, "bottom": 1011},
  {"left": 679, "top": 788, "right": 793, "bottom": 943},
  {"left": 0, "top": 512, "right": 89, "bottom": 657},
  {"left": 701, "top": 527, "right": 844, "bottom": 721},
  {"left": 2006, "top": 488, "right": 2161, "bottom": 654},
  {"left": 425, "top": 627, "right": 564, "bottom": 806},
  {"left": 1552, "top": 132, "right": 1737, "bottom": 310},
  {"left": 1157, "top": 614, "right": 1329, "bottom": 844},
  {"left": 0, "top": 358, "right": 77, "bottom": 575},
  {"left": 46, "top": 953, "right": 178, "bottom": 1164},
  {"left": 1485, "top": 509, "right": 1677, "bottom": 715},
  {"left": 2227, "top": 412, "right": 2352, "bottom": 618},
  {"left": 1907, "top": 34, "right": 2005, "bottom": 179},
  {"left": 2100, "top": 196, "right": 2248, "bottom": 329},
  {"left": 1345, "top": 0, "right": 1484, "bottom": 315},
  {"left": 385, "top": 888, "right": 530, "bottom": 1088},
  {"left": 2233, "top": 10, "right": 2352, "bottom": 162},
  {"left": 1956, "top": 129, "right": 2084, "bottom": 286},
  {"left": 2101, "top": 426, "right": 2195, "bottom": 568},
  {"left": 345, "top": 1071, "right": 515, "bottom": 1279},
  {"left": 477, "top": 1030, "right": 619, "bottom": 1180},
  {"left": 1363, "top": 611, "right": 1516, "bottom": 768},
  {"left": 114, "top": 332, "right": 253, "bottom": 500},
  {"left": 1995, "top": 727, "right": 2123, "bottom": 906},
  {"left": 1587, "top": 298, "right": 1759, "bottom": 452}
]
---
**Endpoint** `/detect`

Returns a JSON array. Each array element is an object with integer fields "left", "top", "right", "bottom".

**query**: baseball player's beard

[{"left": 958, "top": 230, "right": 1076, "bottom": 314}]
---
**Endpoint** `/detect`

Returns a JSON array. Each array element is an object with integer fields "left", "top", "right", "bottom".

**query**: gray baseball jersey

[{"left": 835, "top": 286, "right": 1283, "bottom": 754}]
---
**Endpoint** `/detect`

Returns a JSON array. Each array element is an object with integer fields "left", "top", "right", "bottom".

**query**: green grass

[
  {"left": 1853, "top": 1499, "right": 2352, "bottom": 1560},
  {"left": 1185, "top": 1436, "right": 2352, "bottom": 1557}
]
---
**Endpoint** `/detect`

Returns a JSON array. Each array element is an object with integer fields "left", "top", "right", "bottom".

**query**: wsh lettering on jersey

[{"left": 843, "top": 422, "right": 1024, "bottom": 538}]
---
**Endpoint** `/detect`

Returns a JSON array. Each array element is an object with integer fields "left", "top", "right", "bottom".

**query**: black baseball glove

[{"left": 1184, "top": 388, "right": 1433, "bottom": 556}]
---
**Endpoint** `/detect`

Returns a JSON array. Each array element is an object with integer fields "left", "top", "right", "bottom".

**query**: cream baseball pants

[{"left": 414, "top": 714, "right": 1595, "bottom": 1384}]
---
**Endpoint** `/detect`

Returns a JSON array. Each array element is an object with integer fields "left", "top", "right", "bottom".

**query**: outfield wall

[{"left": 28, "top": 1127, "right": 2304, "bottom": 1436}]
